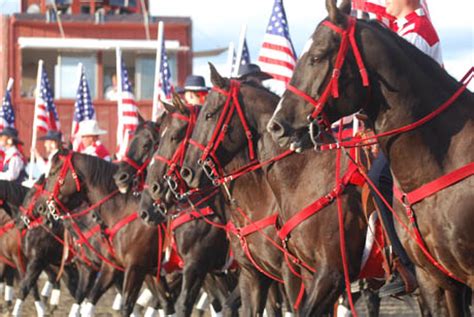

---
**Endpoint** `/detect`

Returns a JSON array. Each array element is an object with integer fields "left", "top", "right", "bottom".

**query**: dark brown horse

[
  {"left": 268, "top": 0, "right": 473, "bottom": 315},
  {"left": 133, "top": 103, "right": 238, "bottom": 317},
  {"left": 42, "top": 150, "right": 174, "bottom": 316},
  {"left": 178, "top": 65, "right": 395, "bottom": 316}
]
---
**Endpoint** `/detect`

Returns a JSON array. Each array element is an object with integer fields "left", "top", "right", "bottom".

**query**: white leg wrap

[
  {"left": 144, "top": 307, "right": 159, "bottom": 317},
  {"left": 112, "top": 293, "right": 122, "bottom": 311},
  {"left": 80, "top": 302, "right": 95, "bottom": 317},
  {"left": 337, "top": 304, "right": 352, "bottom": 317},
  {"left": 284, "top": 313, "right": 295, "bottom": 317},
  {"left": 69, "top": 303, "right": 81, "bottom": 317},
  {"left": 12, "top": 299, "right": 23, "bottom": 316},
  {"left": 263, "top": 309, "right": 268, "bottom": 317},
  {"left": 41, "top": 281, "right": 53, "bottom": 298},
  {"left": 35, "top": 300, "right": 46, "bottom": 317},
  {"left": 49, "top": 289, "right": 61, "bottom": 306},
  {"left": 195, "top": 292, "right": 209, "bottom": 310},
  {"left": 5, "top": 285, "right": 14, "bottom": 302},
  {"left": 136, "top": 288, "right": 153, "bottom": 307},
  {"left": 158, "top": 309, "right": 166, "bottom": 317}
]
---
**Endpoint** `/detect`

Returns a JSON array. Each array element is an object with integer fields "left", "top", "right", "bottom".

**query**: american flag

[
  {"left": 257, "top": 0, "right": 297, "bottom": 85},
  {"left": 116, "top": 60, "right": 139, "bottom": 158},
  {"left": 232, "top": 38, "right": 251, "bottom": 76},
  {"left": 33, "top": 68, "right": 60, "bottom": 133},
  {"left": 0, "top": 82, "right": 15, "bottom": 131},
  {"left": 152, "top": 38, "right": 173, "bottom": 121},
  {"left": 71, "top": 65, "right": 96, "bottom": 150},
  {"left": 353, "top": 0, "right": 431, "bottom": 27}
]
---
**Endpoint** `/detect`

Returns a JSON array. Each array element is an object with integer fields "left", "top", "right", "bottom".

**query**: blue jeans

[{"left": 368, "top": 153, "right": 412, "bottom": 267}]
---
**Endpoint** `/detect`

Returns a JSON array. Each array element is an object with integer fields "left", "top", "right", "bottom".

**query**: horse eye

[{"left": 309, "top": 55, "right": 320, "bottom": 65}]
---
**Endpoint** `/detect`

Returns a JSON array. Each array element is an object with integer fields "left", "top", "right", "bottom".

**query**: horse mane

[
  {"left": 241, "top": 79, "right": 280, "bottom": 100},
  {"left": 75, "top": 153, "right": 118, "bottom": 193},
  {"left": 0, "top": 180, "right": 29, "bottom": 207},
  {"left": 366, "top": 20, "right": 462, "bottom": 92}
]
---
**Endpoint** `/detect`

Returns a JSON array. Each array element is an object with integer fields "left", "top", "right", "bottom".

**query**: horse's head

[
  {"left": 268, "top": 0, "right": 370, "bottom": 149},
  {"left": 139, "top": 94, "right": 196, "bottom": 225},
  {"left": 113, "top": 115, "right": 161, "bottom": 194},
  {"left": 42, "top": 149, "right": 88, "bottom": 219},
  {"left": 180, "top": 64, "right": 279, "bottom": 189}
]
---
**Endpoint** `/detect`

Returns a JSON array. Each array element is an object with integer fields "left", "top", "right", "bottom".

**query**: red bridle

[
  {"left": 153, "top": 106, "right": 200, "bottom": 196},
  {"left": 189, "top": 80, "right": 256, "bottom": 182},
  {"left": 286, "top": 17, "right": 369, "bottom": 122}
]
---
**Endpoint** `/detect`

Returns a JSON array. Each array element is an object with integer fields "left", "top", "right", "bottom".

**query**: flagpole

[
  {"left": 115, "top": 47, "right": 124, "bottom": 157},
  {"left": 71, "top": 63, "right": 84, "bottom": 150},
  {"left": 152, "top": 21, "right": 164, "bottom": 122},
  {"left": 226, "top": 41, "right": 235, "bottom": 77},
  {"left": 6, "top": 78, "right": 14, "bottom": 92},
  {"left": 233, "top": 24, "right": 247, "bottom": 77},
  {"left": 29, "top": 60, "right": 43, "bottom": 181}
]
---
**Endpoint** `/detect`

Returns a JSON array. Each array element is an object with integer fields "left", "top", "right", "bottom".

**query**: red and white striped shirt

[
  {"left": 78, "top": 141, "right": 111, "bottom": 162},
  {"left": 393, "top": 8, "right": 443, "bottom": 65}
]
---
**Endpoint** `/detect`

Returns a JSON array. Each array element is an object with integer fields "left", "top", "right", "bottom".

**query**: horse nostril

[
  {"left": 118, "top": 172, "right": 130, "bottom": 182},
  {"left": 267, "top": 120, "right": 285, "bottom": 137},
  {"left": 140, "top": 210, "right": 149, "bottom": 221},
  {"left": 180, "top": 166, "right": 193, "bottom": 182},
  {"left": 151, "top": 182, "right": 161, "bottom": 196}
]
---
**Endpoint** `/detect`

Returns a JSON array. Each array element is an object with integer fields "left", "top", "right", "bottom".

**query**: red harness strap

[
  {"left": 395, "top": 162, "right": 474, "bottom": 206},
  {"left": 104, "top": 212, "right": 138, "bottom": 242},
  {"left": 278, "top": 163, "right": 359, "bottom": 241},
  {"left": 0, "top": 221, "right": 15, "bottom": 237},
  {"left": 226, "top": 214, "right": 283, "bottom": 283},
  {"left": 286, "top": 17, "right": 369, "bottom": 121},
  {"left": 170, "top": 207, "right": 214, "bottom": 231}
]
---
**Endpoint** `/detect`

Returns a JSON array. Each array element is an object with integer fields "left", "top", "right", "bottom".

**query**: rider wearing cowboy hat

[
  {"left": 0, "top": 127, "right": 27, "bottom": 183},
  {"left": 33, "top": 130, "right": 63, "bottom": 176},
  {"left": 237, "top": 63, "right": 272, "bottom": 85},
  {"left": 76, "top": 119, "right": 111, "bottom": 161},
  {"left": 180, "top": 75, "right": 210, "bottom": 106}
]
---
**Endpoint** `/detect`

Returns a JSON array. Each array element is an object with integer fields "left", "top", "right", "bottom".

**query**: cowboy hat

[
  {"left": 237, "top": 64, "right": 273, "bottom": 81},
  {"left": 76, "top": 119, "right": 107, "bottom": 137},
  {"left": 38, "top": 130, "right": 63, "bottom": 142},
  {"left": 0, "top": 127, "right": 23, "bottom": 145},
  {"left": 182, "top": 75, "right": 210, "bottom": 92}
]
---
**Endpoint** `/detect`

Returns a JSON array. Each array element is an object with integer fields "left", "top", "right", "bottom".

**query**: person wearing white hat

[{"left": 76, "top": 119, "right": 111, "bottom": 161}]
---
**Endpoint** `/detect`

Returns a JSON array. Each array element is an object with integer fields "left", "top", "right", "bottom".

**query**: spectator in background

[
  {"left": 237, "top": 63, "right": 272, "bottom": 85},
  {"left": 76, "top": 119, "right": 111, "bottom": 161}
]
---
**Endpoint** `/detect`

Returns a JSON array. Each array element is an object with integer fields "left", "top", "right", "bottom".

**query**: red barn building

[{"left": 0, "top": 0, "right": 192, "bottom": 155}]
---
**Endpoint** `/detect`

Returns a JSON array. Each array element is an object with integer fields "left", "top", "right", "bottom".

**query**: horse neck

[
  {"left": 367, "top": 24, "right": 474, "bottom": 191},
  {"left": 0, "top": 208, "right": 12, "bottom": 224}
]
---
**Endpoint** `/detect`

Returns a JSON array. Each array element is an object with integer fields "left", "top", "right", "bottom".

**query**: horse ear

[
  {"left": 326, "top": 0, "right": 348, "bottom": 24},
  {"left": 162, "top": 100, "right": 176, "bottom": 114},
  {"left": 171, "top": 92, "right": 189, "bottom": 115},
  {"left": 339, "top": 0, "right": 351, "bottom": 15},
  {"left": 137, "top": 111, "right": 145, "bottom": 125},
  {"left": 209, "top": 62, "right": 227, "bottom": 89}
]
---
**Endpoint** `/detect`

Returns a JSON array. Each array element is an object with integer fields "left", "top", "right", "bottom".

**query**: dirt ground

[{"left": 3, "top": 279, "right": 471, "bottom": 316}]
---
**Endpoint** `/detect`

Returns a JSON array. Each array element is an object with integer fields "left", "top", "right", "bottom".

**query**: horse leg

[
  {"left": 300, "top": 268, "right": 344, "bottom": 316},
  {"left": 175, "top": 261, "right": 208, "bottom": 317},
  {"left": 265, "top": 282, "right": 283, "bottom": 317},
  {"left": 361, "top": 287, "right": 380, "bottom": 317},
  {"left": 31, "top": 283, "right": 48, "bottom": 316},
  {"left": 144, "top": 275, "right": 175, "bottom": 316},
  {"left": 239, "top": 268, "right": 272, "bottom": 316},
  {"left": 13, "top": 258, "right": 47, "bottom": 316},
  {"left": 83, "top": 265, "right": 119, "bottom": 317},
  {"left": 3, "top": 266, "right": 15, "bottom": 311},
  {"left": 281, "top": 263, "right": 304, "bottom": 314},
  {"left": 416, "top": 268, "right": 447, "bottom": 316},
  {"left": 223, "top": 284, "right": 241, "bottom": 317},
  {"left": 445, "top": 284, "right": 470, "bottom": 317},
  {"left": 121, "top": 265, "right": 147, "bottom": 317}
]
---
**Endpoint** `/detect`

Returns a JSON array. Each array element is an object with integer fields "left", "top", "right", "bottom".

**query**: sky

[{"left": 149, "top": 0, "right": 473, "bottom": 88}]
